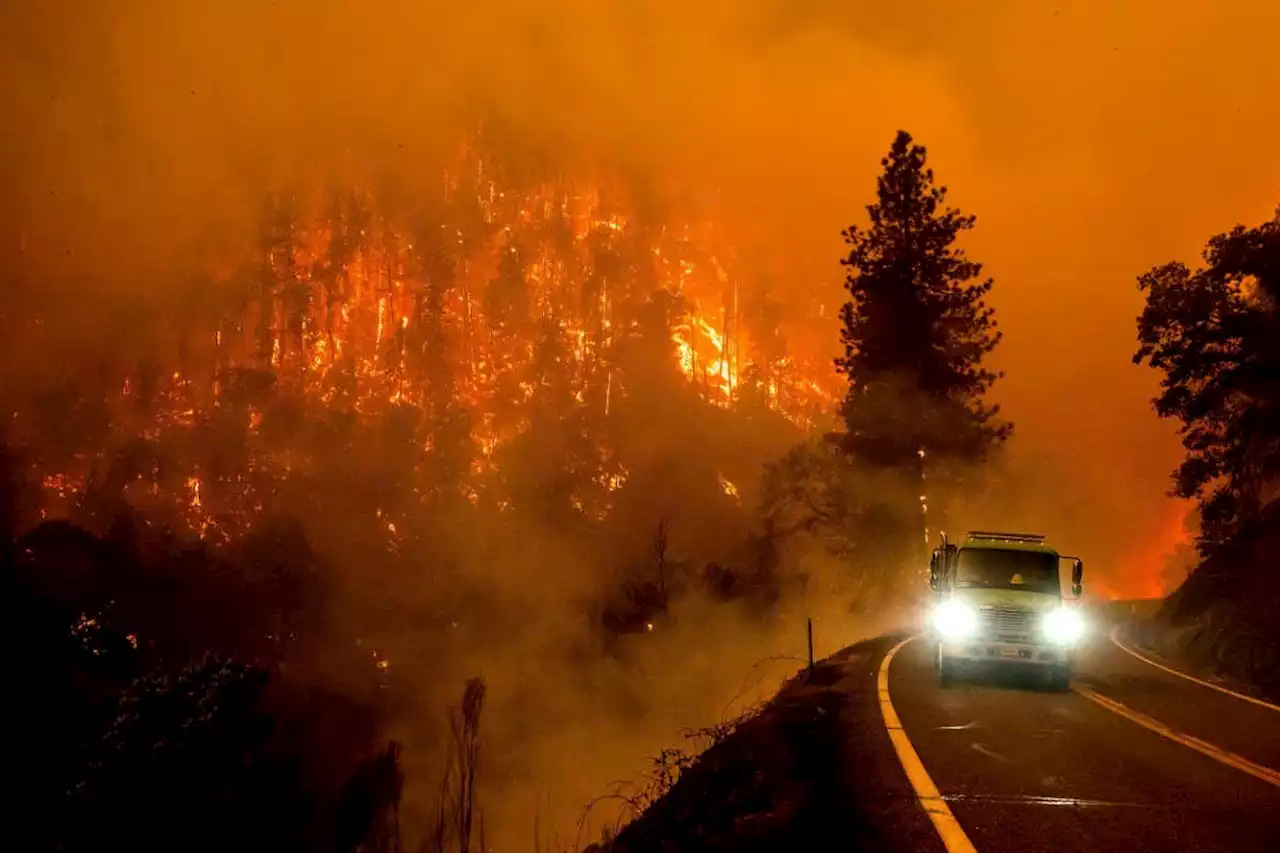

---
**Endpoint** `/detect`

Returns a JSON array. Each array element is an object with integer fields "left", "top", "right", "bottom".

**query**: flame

[
  {"left": 718, "top": 473, "right": 739, "bottom": 499},
  {"left": 671, "top": 311, "right": 751, "bottom": 404},
  {"left": 1111, "top": 501, "right": 1196, "bottom": 600},
  {"left": 596, "top": 464, "right": 629, "bottom": 494},
  {"left": 42, "top": 472, "right": 81, "bottom": 501},
  {"left": 28, "top": 142, "right": 842, "bottom": 535},
  {"left": 696, "top": 317, "right": 724, "bottom": 352},
  {"left": 674, "top": 333, "right": 695, "bottom": 376}
]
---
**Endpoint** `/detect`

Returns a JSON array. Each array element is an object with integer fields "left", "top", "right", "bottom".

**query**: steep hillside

[
  {"left": 587, "top": 636, "right": 938, "bottom": 853},
  {"left": 1136, "top": 501, "right": 1280, "bottom": 701}
]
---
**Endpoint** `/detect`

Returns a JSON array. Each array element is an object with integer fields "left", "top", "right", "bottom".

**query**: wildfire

[
  {"left": 1114, "top": 501, "right": 1197, "bottom": 599},
  {"left": 43, "top": 472, "right": 80, "bottom": 502},
  {"left": 26, "top": 141, "right": 841, "bottom": 535},
  {"left": 671, "top": 312, "right": 744, "bottom": 403},
  {"left": 718, "top": 473, "right": 740, "bottom": 500},
  {"left": 674, "top": 333, "right": 695, "bottom": 376}
]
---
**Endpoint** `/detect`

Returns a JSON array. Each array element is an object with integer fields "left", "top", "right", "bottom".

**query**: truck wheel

[{"left": 1047, "top": 667, "right": 1071, "bottom": 692}]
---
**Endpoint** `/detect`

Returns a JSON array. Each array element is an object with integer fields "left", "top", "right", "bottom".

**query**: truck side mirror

[
  {"left": 1071, "top": 559, "right": 1083, "bottom": 599},
  {"left": 929, "top": 551, "right": 940, "bottom": 590}
]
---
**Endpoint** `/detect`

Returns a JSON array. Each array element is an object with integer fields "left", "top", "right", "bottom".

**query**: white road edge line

[
  {"left": 1076, "top": 686, "right": 1280, "bottom": 788},
  {"left": 1109, "top": 625, "right": 1280, "bottom": 714},
  {"left": 878, "top": 636, "right": 979, "bottom": 853}
]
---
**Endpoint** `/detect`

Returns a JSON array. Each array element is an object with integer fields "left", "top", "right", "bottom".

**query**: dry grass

[
  {"left": 424, "top": 677, "right": 488, "bottom": 853},
  {"left": 573, "top": 699, "right": 767, "bottom": 852}
]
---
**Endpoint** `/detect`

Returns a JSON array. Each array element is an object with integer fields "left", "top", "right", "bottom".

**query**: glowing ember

[
  {"left": 42, "top": 472, "right": 81, "bottom": 501},
  {"left": 718, "top": 473, "right": 740, "bottom": 499}
]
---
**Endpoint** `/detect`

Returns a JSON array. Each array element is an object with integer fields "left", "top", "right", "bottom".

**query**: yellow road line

[
  {"left": 1077, "top": 686, "right": 1280, "bottom": 788},
  {"left": 878, "top": 636, "right": 979, "bottom": 853},
  {"left": 1109, "top": 625, "right": 1280, "bottom": 714}
]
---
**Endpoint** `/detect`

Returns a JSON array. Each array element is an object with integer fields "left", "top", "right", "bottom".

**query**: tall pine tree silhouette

[{"left": 837, "top": 131, "right": 1009, "bottom": 560}]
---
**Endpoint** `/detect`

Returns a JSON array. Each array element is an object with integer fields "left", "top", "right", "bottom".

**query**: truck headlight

[
  {"left": 933, "top": 600, "right": 978, "bottom": 639},
  {"left": 1042, "top": 608, "right": 1084, "bottom": 645}
]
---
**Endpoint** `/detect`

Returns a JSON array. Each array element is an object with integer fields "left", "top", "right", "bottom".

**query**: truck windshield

[{"left": 955, "top": 549, "right": 1059, "bottom": 594}]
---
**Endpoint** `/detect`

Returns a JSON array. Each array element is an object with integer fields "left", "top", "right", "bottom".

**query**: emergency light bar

[{"left": 966, "top": 530, "right": 1047, "bottom": 543}]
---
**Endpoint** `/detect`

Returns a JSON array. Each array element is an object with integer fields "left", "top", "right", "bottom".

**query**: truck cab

[{"left": 928, "top": 530, "right": 1085, "bottom": 691}]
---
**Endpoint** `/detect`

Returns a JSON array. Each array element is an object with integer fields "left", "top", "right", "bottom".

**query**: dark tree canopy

[
  {"left": 827, "top": 131, "right": 1010, "bottom": 569},
  {"left": 1135, "top": 208, "right": 1280, "bottom": 554},
  {"left": 836, "top": 130, "right": 1009, "bottom": 468}
]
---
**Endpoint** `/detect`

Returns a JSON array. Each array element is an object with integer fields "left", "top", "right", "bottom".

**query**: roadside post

[{"left": 807, "top": 617, "right": 815, "bottom": 678}]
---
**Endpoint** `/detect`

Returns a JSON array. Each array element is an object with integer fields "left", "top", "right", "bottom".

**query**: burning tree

[{"left": 8, "top": 137, "right": 840, "bottom": 543}]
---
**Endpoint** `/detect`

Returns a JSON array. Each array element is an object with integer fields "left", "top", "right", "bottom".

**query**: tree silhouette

[
  {"left": 1, "top": 507, "right": 397, "bottom": 853},
  {"left": 409, "top": 209, "right": 474, "bottom": 512},
  {"left": 497, "top": 316, "right": 599, "bottom": 527},
  {"left": 485, "top": 243, "right": 532, "bottom": 442},
  {"left": 1135, "top": 207, "right": 1280, "bottom": 553},
  {"left": 836, "top": 130, "right": 1009, "bottom": 560},
  {"left": 738, "top": 285, "right": 788, "bottom": 415}
]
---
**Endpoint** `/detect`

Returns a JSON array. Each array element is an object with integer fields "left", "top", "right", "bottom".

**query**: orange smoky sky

[{"left": 4, "top": 0, "right": 1280, "bottom": 591}]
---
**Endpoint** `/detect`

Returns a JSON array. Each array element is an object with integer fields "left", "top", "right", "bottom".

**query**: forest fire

[
  {"left": 1108, "top": 501, "right": 1197, "bottom": 599},
  {"left": 8, "top": 2, "right": 1280, "bottom": 851},
  {"left": 13, "top": 143, "right": 840, "bottom": 539}
]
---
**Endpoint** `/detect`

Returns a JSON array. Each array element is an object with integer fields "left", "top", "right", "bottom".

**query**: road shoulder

[
  {"left": 1075, "top": 627, "right": 1280, "bottom": 774},
  {"left": 606, "top": 635, "right": 943, "bottom": 852}
]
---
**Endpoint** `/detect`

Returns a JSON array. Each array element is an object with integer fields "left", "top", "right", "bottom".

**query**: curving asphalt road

[{"left": 834, "top": 609, "right": 1280, "bottom": 852}]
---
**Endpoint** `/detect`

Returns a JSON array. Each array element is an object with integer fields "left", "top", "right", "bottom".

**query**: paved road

[{"left": 868, "top": 615, "right": 1280, "bottom": 852}]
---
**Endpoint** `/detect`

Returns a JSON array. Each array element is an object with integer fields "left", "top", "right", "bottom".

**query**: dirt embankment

[
  {"left": 584, "top": 632, "right": 946, "bottom": 853},
  {"left": 590, "top": 643, "right": 880, "bottom": 853},
  {"left": 1134, "top": 501, "right": 1280, "bottom": 702}
]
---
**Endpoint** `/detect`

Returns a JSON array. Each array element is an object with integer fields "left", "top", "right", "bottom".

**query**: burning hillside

[
  {"left": 0, "top": 132, "right": 862, "bottom": 850},
  {"left": 8, "top": 140, "right": 841, "bottom": 542}
]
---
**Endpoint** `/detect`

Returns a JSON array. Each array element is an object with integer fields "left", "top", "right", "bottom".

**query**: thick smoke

[
  {"left": 5, "top": 1, "right": 1280, "bottom": 847},
  {"left": 8, "top": 1, "right": 1280, "bottom": 588}
]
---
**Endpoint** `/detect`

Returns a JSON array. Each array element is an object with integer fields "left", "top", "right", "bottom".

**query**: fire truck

[{"left": 928, "top": 531, "right": 1085, "bottom": 691}]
